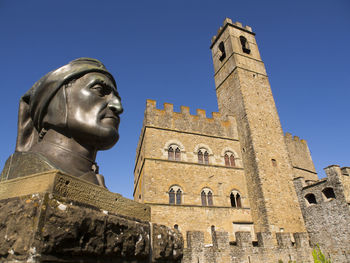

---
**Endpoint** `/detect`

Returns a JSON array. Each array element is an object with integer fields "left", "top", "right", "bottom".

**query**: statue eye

[{"left": 91, "top": 84, "right": 111, "bottom": 96}]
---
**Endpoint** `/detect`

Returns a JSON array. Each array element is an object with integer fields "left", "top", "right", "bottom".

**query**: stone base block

[{"left": 0, "top": 193, "right": 183, "bottom": 263}]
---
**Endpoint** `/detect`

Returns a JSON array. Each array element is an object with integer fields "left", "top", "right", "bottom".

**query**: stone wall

[
  {"left": 182, "top": 230, "right": 312, "bottom": 263},
  {"left": 294, "top": 165, "right": 350, "bottom": 262}
]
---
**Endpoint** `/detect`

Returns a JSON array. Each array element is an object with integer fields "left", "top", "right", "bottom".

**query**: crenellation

[
  {"left": 183, "top": 230, "right": 312, "bottom": 263},
  {"left": 235, "top": 21, "right": 243, "bottom": 28},
  {"left": 276, "top": 233, "right": 293, "bottom": 248},
  {"left": 196, "top": 109, "right": 206, "bottom": 118},
  {"left": 293, "top": 233, "right": 309, "bottom": 248},
  {"left": 143, "top": 100, "right": 238, "bottom": 139},
  {"left": 223, "top": 18, "right": 233, "bottom": 27},
  {"left": 285, "top": 132, "right": 318, "bottom": 181},
  {"left": 235, "top": 231, "right": 252, "bottom": 247}
]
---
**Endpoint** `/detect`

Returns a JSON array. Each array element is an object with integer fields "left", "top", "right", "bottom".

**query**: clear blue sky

[{"left": 1, "top": 1, "right": 349, "bottom": 199}]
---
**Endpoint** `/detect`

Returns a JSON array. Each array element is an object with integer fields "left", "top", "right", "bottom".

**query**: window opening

[
  {"left": 305, "top": 193, "right": 317, "bottom": 205},
  {"left": 230, "top": 192, "right": 236, "bottom": 207},
  {"left": 236, "top": 193, "right": 242, "bottom": 208},
  {"left": 218, "top": 41, "right": 226, "bottom": 61},
  {"left": 168, "top": 146, "right": 174, "bottom": 160},
  {"left": 322, "top": 187, "right": 336, "bottom": 199},
  {"left": 176, "top": 189, "right": 182, "bottom": 204},
  {"left": 201, "top": 191, "right": 207, "bottom": 206},
  {"left": 198, "top": 150, "right": 203, "bottom": 164},
  {"left": 204, "top": 151, "right": 209, "bottom": 165},
  {"left": 239, "top": 36, "right": 251, "bottom": 54},
  {"left": 271, "top": 159, "right": 277, "bottom": 167},
  {"left": 169, "top": 188, "right": 175, "bottom": 204},
  {"left": 224, "top": 154, "right": 230, "bottom": 166},
  {"left": 207, "top": 191, "right": 213, "bottom": 206},
  {"left": 175, "top": 147, "right": 181, "bottom": 161},
  {"left": 224, "top": 152, "right": 236, "bottom": 167}
]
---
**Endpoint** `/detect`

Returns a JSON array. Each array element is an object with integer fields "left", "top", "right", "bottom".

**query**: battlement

[
  {"left": 211, "top": 18, "right": 254, "bottom": 46},
  {"left": 284, "top": 132, "right": 318, "bottom": 182},
  {"left": 144, "top": 99, "right": 238, "bottom": 139},
  {"left": 184, "top": 230, "right": 312, "bottom": 263}
]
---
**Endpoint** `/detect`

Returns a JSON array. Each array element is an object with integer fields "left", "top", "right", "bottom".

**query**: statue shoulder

[{"left": 1, "top": 152, "right": 57, "bottom": 181}]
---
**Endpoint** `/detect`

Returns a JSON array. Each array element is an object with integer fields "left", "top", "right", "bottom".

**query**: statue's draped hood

[{"left": 16, "top": 58, "right": 116, "bottom": 152}]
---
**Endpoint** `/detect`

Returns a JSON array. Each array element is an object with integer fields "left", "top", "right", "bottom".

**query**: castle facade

[{"left": 134, "top": 18, "right": 350, "bottom": 262}]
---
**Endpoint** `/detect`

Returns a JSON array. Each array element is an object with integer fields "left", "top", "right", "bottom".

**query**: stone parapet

[
  {"left": 144, "top": 99, "right": 238, "bottom": 140},
  {"left": 183, "top": 231, "right": 312, "bottom": 263}
]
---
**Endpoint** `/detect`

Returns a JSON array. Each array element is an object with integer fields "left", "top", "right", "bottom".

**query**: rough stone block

[
  {"left": 235, "top": 231, "right": 252, "bottom": 247},
  {"left": 0, "top": 193, "right": 183, "bottom": 263},
  {"left": 256, "top": 232, "right": 274, "bottom": 248},
  {"left": 212, "top": 231, "right": 229, "bottom": 249},
  {"left": 293, "top": 232, "right": 309, "bottom": 248},
  {"left": 186, "top": 231, "right": 204, "bottom": 250},
  {"left": 276, "top": 233, "right": 292, "bottom": 248}
]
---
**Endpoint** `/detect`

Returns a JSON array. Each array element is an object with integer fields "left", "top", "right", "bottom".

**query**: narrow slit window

[{"left": 230, "top": 192, "right": 236, "bottom": 207}]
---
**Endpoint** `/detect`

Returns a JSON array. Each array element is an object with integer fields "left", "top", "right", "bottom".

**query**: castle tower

[{"left": 210, "top": 18, "right": 306, "bottom": 233}]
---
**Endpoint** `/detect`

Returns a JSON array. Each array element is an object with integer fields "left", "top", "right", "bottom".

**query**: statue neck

[{"left": 30, "top": 129, "right": 98, "bottom": 177}]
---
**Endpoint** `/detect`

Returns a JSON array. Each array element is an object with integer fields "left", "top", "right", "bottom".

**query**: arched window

[
  {"left": 201, "top": 188, "right": 214, "bottom": 206},
  {"left": 198, "top": 150, "right": 203, "bottom": 164},
  {"left": 168, "top": 145, "right": 181, "bottom": 161},
  {"left": 239, "top": 36, "right": 250, "bottom": 54},
  {"left": 230, "top": 191, "right": 242, "bottom": 208},
  {"left": 201, "top": 191, "right": 207, "bottom": 206},
  {"left": 207, "top": 191, "right": 213, "bottom": 206},
  {"left": 225, "top": 154, "right": 230, "bottom": 166},
  {"left": 224, "top": 152, "right": 236, "bottom": 167},
  {"left": 305, "top": 193, "right": 317, "bottom": 205},
  {"left": 168, "top": 146, "right": 174, "bottom": 160},
  {"left": 322, "top": 187, "right": 336, "bottom": 200},
  {"left": 169, "top": 188, "right": 175, "bottom": 204},
  {"left": 230, "top": 192, "right": 236, "bottom": 207},
  {"left": 198, "top": 149, "right": 209, "bottom": 165},
  {"left": 204, "top": 151, "right": 209, "bottom": 165},
  {"left": 176, "top": 189, "right": 182, "bottom": 204},
  {"left": 169, "top": 186, "right": 183, "bottom": 205}
]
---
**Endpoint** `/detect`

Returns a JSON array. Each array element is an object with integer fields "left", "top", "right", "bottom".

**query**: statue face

[{"left": 66, "top": 72, "right": 123, "bottom": 150}]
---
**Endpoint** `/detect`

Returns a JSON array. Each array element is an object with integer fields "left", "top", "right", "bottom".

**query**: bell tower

[{"left": 211, "top": 18, "right": 306, "bottom": 233}]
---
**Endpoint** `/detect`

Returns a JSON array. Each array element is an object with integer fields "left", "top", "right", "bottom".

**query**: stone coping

[{"left": 0, "top": 170, "right": 150, "bottom": 221}]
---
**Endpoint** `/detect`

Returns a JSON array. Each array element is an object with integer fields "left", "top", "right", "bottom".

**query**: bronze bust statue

[{"left": 0, "top": 58, "right": 123, "bottom": 187}]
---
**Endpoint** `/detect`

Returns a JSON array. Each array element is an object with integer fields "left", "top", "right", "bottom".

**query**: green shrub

[{"left": 312, "top": 244, "right": 331, "bottom": 263}]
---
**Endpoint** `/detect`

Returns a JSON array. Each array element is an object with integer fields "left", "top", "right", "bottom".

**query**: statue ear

[{"left": 15, "top": 95, "right": 39, "bottom": 152}]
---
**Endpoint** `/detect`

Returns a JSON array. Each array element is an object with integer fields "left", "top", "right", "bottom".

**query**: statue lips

[{"left": 101, "top": 112, "right": 120, "bottom": 128}]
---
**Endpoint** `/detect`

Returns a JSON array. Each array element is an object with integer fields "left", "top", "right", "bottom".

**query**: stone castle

[{"left": 133, "top": 18, "right": 350, "bottom": 262}]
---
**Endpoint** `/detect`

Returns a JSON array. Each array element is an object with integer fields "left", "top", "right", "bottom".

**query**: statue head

[{"left": 16, "top": 58, "right": 123, "bottom": 153}]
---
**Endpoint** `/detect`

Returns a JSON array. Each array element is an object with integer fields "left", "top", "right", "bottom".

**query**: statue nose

[{"left": 108, "top": 97, "right": 123, "bottom": 114}]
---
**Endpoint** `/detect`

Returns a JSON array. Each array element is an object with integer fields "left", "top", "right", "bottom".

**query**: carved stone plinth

[{"left": 0, "top": 172, "right": 183, "bottom": 262}]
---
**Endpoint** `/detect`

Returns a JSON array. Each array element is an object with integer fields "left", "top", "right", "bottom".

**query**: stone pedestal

[{"left": 0, "top": 171, "right": 183, "bottom": 262}]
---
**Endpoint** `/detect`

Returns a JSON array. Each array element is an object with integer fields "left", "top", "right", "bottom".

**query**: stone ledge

[{"left": 0, "top": 170, "right": 150, "bottom": 221}]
